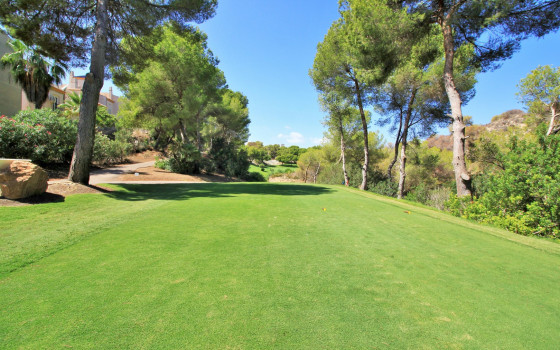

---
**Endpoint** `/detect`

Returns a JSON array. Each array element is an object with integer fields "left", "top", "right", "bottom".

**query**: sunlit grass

[{"left": 1, "top": 183, "right": 559, "bottom": 349}]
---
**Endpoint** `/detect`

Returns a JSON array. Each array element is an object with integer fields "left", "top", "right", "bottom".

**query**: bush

[
  {"left": 369, "top": 180, "right": 398, "bottom": 197},
  {"left": 93, "top": 132, "right": 133, "bottom": 165},
  {"left": 444, "top": 195, "right": 473, "bottom": 217},
  {"left": 426, "top": 186, "right": 452, "bottom": 210},
  {"left": 206, "top": 138, "right": 250, "bottom": 178},
  {"left": 0, "top": 110, "right": 77, "bottom": 164},
  {"left": 154, "top": 155, "right": 167, "bottom": 170},
  {"left": 316, "top": 163, "right": 344, "bottom": 185},
  {"left": 166, "top": 142, "right": 202, "bottom": 174},
  {"left": 444, "top": 130, "right": 560, "bottom": 238},
  {"left": 243, "top": 171, "right": 266, "bottom": 182}
]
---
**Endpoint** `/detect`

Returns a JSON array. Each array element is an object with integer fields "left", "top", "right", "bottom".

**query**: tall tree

[
  {"left": 400, "top": 0, "right": 560, "bottom": 196},
  {"left": 205, "top": 89, "right": 250, "bottom": 147},
  {"left": 0, "top": 0, "right": 217, "bottom": 184},
  {"left": 311, "top": 22, "right": 371, "bottom": 190},
  {"left": 311, "top": 0, "right": 425, "bottom": 190},
  {"left": 320, "top": 92, "right": 362, "bottom": 187},
  {"left": 117, "top": 25, "right": 249, "bottom": 152},
  {"left": 517, "top": 65, "right": 560, "bottom": 136},
  {"left": 0, "top": 38, "right": 67, "bottom": 109},
  {"left": 117, "top": 25, "right": 225, "bottom": 147},
  {"left": 375, "top": 35, "right": 477, "bottom": 198}
]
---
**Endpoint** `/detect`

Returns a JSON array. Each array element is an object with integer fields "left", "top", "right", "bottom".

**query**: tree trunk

[
  {"left": 195, "top": 111, "right": 203, "bottom": 152},
  {"left": 353, "top": 78, "right": 369, "bottom": 190},
  {"left": 440, "top": 20, "right": 472, "bottom": 197},
  {"left": 313, "top": 162, "right": 320, "bottom": 184},
  {"left": 547, "top": 104, "right": 558, "bottom": 136},
  {"left": 68, "top": 0, "right": 108, "bottom": 184},
  {"left": 178, "top": 120, "right": 188, "bottom": 143},
  {"left": 387, "top": 121, "right": 403, "bottom": 181},
  {"left": 397, "top": 139, "right": 407, "bottom": 200},
  {"left": 397, "top": 90, "right": 415, "bottom": 199},
  {"left": 387, "top": 144, "right": 399, "bottom": 182},
  {"left": 338, "top": 118, "right": 349, "bottom": 186}
]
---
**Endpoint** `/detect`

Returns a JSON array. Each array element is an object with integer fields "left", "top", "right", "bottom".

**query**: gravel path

[{"left": 88, "top": 161, "right": 156, "bottom": 184}]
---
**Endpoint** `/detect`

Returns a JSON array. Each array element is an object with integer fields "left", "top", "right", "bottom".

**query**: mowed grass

[{"left": 1, "top": 183, "right": 559, "bottom": 349}]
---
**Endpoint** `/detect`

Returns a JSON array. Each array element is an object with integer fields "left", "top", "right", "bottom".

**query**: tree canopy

[
  {"left": 0, "top": 0, "right": 217, "bottom": 67},
  {"left": 397, "top": 0, "right": 560, "bottom": 196},
  {"left": 0, "top": 0, "right": 217, "bottom": 184},
  {"left": 116, "top": 24, "right": 250, "bottom": 153},
  {"left": 517, "top": 65, "right": 560, "bottom": 136}
]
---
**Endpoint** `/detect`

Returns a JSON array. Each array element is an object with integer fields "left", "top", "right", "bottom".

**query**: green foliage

[
  {"left": 297, "top": 148, "right": 325, "bottom": 183},
  {"left": 0, "top": 109, "right": 133, "bottom": 166},
  {"left": 92, "top": 132, "right": 133, "bottom": 166},
  {"left": 276, "top": 146, "right": 302, "bottom": 164},
  {"left": 95, "top": 105, "right": 117, "bottom": 129},
  {"left": 58, "top": 92, "right": 81, "bottom": 119},
  {"left": 339, "top": 0, "right": 426, "bottom": 86},
  {"left": 0, "top": 1, "right": 217, "bottom": 67},
  {"left": 248, "top": 164, "right": 296, "bottom": 181},
  {"left": 0, "top": 109, "right": 77, "bottom": 163},
  {"left": 207, "top": 138, "right": 250, "bottom": 178},
  {"left": 448, "top": 130, "right": 560, "bottom": 238},
  {"left": 116, "top": 24, "right": 249, "bottom": 152},
  {"left": 165, "top": 142, "right": 203, "bottom": 175},
  {"left": 242, "top": 171, "right": 266, "bottom": 182},
  {"left": 59, "top": 92, "right": 117, "bottom": 129},
  {"left": 517, "top": 65, "right": 560, "bottom": 135},
  {"left": 246, "top": 146, "right": 268, "bottom": 165},
  {"left": 315, "top": 162, "right": 344, "bottom": 185},
  {"left": 118, "top": 25, "right": 224, "bottom": 145},
  {"left": 369, "top": 179, "right": 398, "bottom": 197},
  {"left": 264, "top": 144, "right": 281, "bottom": 159},
  {"left": 518, "top": 66, "right": 560, "bottom": 108}
]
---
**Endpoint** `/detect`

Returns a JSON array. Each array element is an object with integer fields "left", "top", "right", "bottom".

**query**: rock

[{"left": 0, "top": 161, "right": 49, "bottom": 199}]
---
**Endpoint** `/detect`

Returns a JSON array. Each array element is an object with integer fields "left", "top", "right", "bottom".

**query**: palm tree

[
  {"left": 0, "top": 38, "right": 67, "bottom": 109},
  {"left": 59, "top": 92, "right": 81, "bottom": 119}
]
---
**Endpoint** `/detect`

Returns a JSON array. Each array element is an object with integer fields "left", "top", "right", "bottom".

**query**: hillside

[{"left": 427, "top": 109, "right": 528, "bottom": 150}]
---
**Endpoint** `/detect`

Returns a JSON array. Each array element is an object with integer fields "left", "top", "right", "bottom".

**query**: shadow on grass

[
  {"left": 0, "top": 192, "right": 65, "bottom": 206},
  {"left": 105, "top": 183, "right": 333, "bottom": 202}
]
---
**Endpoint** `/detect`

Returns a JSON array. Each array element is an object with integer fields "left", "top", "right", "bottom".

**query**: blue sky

[{"left": 89, "top": 0, "right": 559, "bottom": 147}]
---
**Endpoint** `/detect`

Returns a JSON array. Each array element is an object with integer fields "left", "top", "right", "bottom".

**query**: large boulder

[{"left": 0, "top": 161, "right": 49, "bottom": 199}]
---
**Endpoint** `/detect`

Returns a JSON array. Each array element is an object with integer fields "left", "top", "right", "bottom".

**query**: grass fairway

[{"left": 1, "top": 183, "right": 559, "bottom": 349}]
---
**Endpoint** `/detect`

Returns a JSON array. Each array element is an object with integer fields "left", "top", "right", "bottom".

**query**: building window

[{"left": 49, "top": 95, "right": 59, "bottom": 110}]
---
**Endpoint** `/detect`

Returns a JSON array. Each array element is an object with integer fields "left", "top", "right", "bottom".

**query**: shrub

[
  {"left": 444, "top": 131, "right": 560, "bottom": 238},
  {"left": 154, "top": 155, "right": 168, "bottom": 170},
  {"left": 316, "top": 163, "right": 344, "bottom": 185},
  {"left": 166, "top": 142, "right": 202, "bottom": 174},
  {"left": 207, "top": 138, "right": 250, "bottom": 178},
  {"left": 0, "top": 110, "right": 77, "bottom": 164},
  {"left": 369, "top": 180, "right": 398, "bottom": 197},
  {"left": 405, "top": 182, "right": 430, "bottom": 203},
  {"left": 243, "top": 171, "right": 266, "bottom": 182},
  {"left": 93, "top": 132, "right": 133, "bottom": 165},
  {"left": 426, "top": 186, "right": 452, "bottom": 210},
  {"left": 444, "top": 195, "right": 473, "bottom": 217}
]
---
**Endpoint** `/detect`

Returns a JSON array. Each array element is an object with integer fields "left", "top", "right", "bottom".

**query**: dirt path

[
  {"left": 88, "top": 161, "right": 157, "bottom": 184},
  {"left": 1, "top": 152, "right": 234, "bottom": 206}
]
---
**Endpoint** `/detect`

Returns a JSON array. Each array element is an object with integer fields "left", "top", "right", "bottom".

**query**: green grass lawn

[
  {"left": 1, "top": 183, "right": 559, "bottom": 349},
  {"left": 248, "top": 163, "right": 297, "bottom": 180}
]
